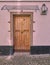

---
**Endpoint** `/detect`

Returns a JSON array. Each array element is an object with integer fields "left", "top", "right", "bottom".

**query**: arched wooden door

[{"left": 13, "top": 14, "right": 31, "bottom": 52}]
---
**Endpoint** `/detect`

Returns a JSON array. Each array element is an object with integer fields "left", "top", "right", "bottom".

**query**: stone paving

[{"left": 0, "top": 53, "right": 50, "bottom": 65}]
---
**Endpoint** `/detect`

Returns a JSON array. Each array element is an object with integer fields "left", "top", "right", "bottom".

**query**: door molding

[{"left": 10, "top": 12, "right": 33, "bottom": 51}]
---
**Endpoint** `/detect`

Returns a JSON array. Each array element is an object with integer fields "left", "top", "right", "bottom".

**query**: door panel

[{"left": 13, "top": 15, "right": 31, "bottom": 51}]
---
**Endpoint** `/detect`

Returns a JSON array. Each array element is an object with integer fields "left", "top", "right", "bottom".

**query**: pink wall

[{"left": 0, "top": 2, "right": 50, "bottom": 46}]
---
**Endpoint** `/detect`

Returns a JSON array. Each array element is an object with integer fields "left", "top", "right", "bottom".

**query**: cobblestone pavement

[{"left": 0, "top": 53, "right": 50, "bottom": 65}]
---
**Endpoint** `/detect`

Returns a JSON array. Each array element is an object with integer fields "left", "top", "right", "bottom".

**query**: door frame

[{"left": 10, "top": 12, "right": 33, "bottom": 52}]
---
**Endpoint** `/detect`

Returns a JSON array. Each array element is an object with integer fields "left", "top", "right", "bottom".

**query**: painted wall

[{"left": 0, "top": 2, "right": 50, "bottom": 46}]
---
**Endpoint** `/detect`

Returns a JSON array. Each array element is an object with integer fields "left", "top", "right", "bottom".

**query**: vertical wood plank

[{"left": 13, "top": 15, "right": 31, "bottom": 51}]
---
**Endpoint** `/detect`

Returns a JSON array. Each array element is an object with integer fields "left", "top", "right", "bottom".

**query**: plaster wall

[{"left": 0, "top": 2, "right": 50, "bottom": 46}]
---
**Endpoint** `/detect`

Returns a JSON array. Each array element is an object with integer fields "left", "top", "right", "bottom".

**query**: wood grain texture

[{"left": 13, "top": 15, "right": 31, "bottom": 51}]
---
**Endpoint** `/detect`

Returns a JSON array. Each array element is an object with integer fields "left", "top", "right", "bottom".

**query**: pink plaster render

[{"left": 0, "top": 2, "right": 50, "bottom": 46}]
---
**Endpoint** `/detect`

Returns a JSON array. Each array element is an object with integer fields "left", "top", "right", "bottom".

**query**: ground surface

[{"left": 0, "top": 53, "right": 50, "bottom": 65}]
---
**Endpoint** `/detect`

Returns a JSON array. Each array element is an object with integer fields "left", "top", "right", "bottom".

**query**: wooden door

[{"left": 13, "top": 15, "right": 31, "bottom": 51}]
